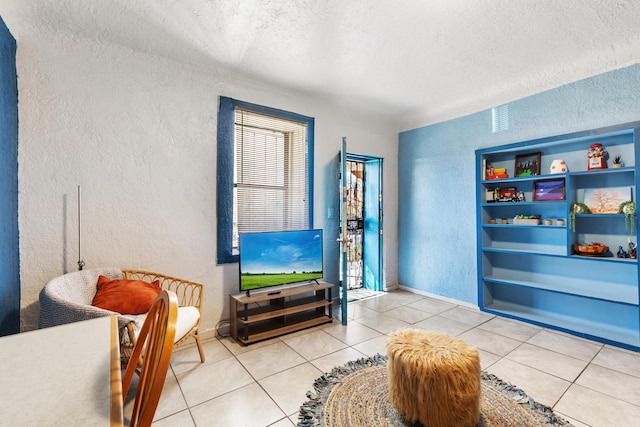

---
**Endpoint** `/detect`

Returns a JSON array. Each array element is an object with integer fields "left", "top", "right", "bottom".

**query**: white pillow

[{"left": 132, "top": 306, "right": 200, "bottom": 343}]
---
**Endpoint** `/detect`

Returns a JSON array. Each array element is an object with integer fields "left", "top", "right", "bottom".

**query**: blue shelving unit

[{"left": 476, "top": 121, "right": 640, "bottom": 351}]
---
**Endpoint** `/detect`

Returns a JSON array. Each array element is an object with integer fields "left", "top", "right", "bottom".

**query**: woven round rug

[{"left": 298, "top": 355, "right": 573, "bottom": 427}]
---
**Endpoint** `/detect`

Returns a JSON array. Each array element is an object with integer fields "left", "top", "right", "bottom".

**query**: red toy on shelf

[{"left": 587, "top": 143, "right": 607, "bottom": 170}]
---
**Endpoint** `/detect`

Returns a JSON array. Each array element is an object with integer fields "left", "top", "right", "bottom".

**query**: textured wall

[
  {"left": 0, "top": 16, "right": 19, "bottom": 336},
  {"left": 16, "top": 33, "right": 399, "bottom": 331},
  {"left": 399, "top": 64, "right": 640, "bottom": 304}
]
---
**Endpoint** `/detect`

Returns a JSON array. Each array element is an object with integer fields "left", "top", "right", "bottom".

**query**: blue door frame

[
  {"left": 0, "top": 17, "right": 19, "bottom": 336},
  {"left": 339, "top": 140, "right": 384, "bottom": 324},
  {"left": 359, "top": 155, "right": 383, "bottom": 292}
]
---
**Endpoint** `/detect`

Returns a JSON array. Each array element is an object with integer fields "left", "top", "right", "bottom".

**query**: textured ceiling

[{"left": 2, "top": 0, "right": 640, "bottom": 128}]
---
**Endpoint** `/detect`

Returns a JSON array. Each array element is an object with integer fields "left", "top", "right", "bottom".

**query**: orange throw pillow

[{"left": 92, "top": 275, "right": 161, "bottom": 315}]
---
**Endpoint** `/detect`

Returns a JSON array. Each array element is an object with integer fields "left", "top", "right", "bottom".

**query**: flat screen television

[{"left": 239, "top": 229, "right": 323, "bottom": 295}]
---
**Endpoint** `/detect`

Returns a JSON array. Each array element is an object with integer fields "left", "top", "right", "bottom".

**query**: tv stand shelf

[{"left": 229, "top": 282, "right": 334, "bottom": 345}]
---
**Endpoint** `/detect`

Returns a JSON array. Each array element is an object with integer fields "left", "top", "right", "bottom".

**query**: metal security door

[
  {"left": 345, "top": 160, "right": 365, "bottom": 290},
  {"left": 346, "top": 154, "right": 383, "bottom": 293}
]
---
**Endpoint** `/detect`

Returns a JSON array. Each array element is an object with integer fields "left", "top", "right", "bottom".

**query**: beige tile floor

[{"left": 149, "top": 290, "right": 640, "bottom": 427}]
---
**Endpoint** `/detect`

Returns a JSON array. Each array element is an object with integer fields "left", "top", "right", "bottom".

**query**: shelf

[
  {"left": 479, "top": 126, "right": 634, "bottom": 156},
  {"left": 575, "top": 213, "right": 624, "bottom": 218},
  {"left": 483, "top": 274, "right": 638, "bottom": 305},
  {"left": 481, "top": 226, "right": 567, "bottom": 255},
  {"left": 570, "top": 168, "right": 636, "bottom": 192},
  {"left": 482, "top": 173, "right": 566, "bottom": 184},
  {"left": 483, "top": 224, "right": 565, "bottom": 228},
  {"left": 233, "top": 282, "right": 333, "bottom": 304},
  {"left": 476, "top": 120, "right": 640, "bottom": 350},
  {"left": 481, "top": 202, "right": 566, "bottom": 219},
  {"left": 481, "top": 201, "right": 566, "bottom": 207},
  {"left": 482, "top": 300, "right": 640, "bottom": 349},
  {"left": 484, "top": 251, "right": 638, "bottom": 303},
  {"left": 236, "top": 296, "right": 332, "bottom": 323},
  {"left": 235, "top": 314, "right": 333, "bottom": 345},
  {"left": 483, "top": 247, "right": 566, "bottom": 256},
  {"left": 569, "top": 254, "right": 637, "bottom": 263},
  {"left": 570, "top": 167, "right": 635, "bottom": 177}
]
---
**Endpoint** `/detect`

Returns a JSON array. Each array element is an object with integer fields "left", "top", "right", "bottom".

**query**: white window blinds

[{"left": 233, "top": 108, "right": 309, "bottom": 251}]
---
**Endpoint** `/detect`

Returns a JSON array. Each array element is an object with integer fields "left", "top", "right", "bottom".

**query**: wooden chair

[{"left": 122, "top": 290, "right": 178, "bottom": 427}]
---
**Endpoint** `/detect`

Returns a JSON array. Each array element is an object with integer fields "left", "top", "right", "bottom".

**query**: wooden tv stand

[{"left": 229, "top": 281, "right": 334, "bottom": 345}]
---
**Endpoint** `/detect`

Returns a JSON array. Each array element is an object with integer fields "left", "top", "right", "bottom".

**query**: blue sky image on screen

[{"left": 240, "top": 230, "right": 323, "bottom": 276}]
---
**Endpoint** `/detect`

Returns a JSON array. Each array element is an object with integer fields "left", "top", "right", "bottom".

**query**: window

[
  {"left": 217, "top": 97, "right": 315, "bottom": 264},
  {"left": 492, "top": 104, "right": 509, "bottom": 133}
]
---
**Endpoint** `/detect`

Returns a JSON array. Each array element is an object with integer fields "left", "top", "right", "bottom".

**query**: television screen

[{"left": 239, "top": 229, "right": 323, "bottom": 293}]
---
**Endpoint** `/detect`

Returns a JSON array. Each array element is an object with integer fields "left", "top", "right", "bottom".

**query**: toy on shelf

[
  {"left": 618, "top": 246, "right": 628, "bottom": 258},
  {"left": 587, "top": 143, "right": 607, "bottom": 170},
  {"left": 486, "top": 162, "right": 509, "bottom": 180},
  {"left": 486, "top": 187, "right": 521, "bottom": 203}
]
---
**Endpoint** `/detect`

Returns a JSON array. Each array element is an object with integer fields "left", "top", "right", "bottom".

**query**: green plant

[
  {"left": 569, "top": 203, "right": 591, "bottom": 232},
  {"left": 613, "top": 154, "right": 622, "bottom": 164},
  {"left": 618, "top": 200, "right": 636, "bottom": 234}
]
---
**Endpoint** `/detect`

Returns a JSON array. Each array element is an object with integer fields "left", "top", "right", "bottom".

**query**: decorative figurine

[
  {"left": 517, "top": 191, "right": 525, "bottom": 202},
  {"left": 550, "top": 159, "right": 567, "bottom": 174},
  {"left": 629, "top": 241, "right": 637, "bottom": 259},
  {"left": 617, "top": 246, "right": 628, "bottom": 258}
]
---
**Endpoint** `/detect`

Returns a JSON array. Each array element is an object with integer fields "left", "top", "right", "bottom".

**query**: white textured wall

[{"left": 17, "top": 33, "right": 399, "bottom": 331}]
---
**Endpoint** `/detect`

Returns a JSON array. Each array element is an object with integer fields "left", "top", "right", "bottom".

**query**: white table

[{"left": 0, "top": 316, "right": 123, "bottom": 426}]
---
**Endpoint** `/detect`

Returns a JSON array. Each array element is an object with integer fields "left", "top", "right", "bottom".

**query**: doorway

[
  {"left": 345, "top": 159, "right": 364, "bottom": 290},
  {"left": 342, "top": 154, "right": 383, "bottom": 301}
]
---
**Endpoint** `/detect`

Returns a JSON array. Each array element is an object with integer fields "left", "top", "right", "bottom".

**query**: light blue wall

[
  {"left": 398, "top": 64, "right": 640, "bottom": 304},
  {"left": 0, "top": 16, "right": 19, "bottom": 336}
]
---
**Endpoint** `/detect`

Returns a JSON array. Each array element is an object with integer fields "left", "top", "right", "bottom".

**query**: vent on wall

[{"left": 492, "top": 104, "right": 509, "bottom": 133}]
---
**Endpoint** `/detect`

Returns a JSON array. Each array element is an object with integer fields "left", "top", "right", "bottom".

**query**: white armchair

[
  {"left": 39, "top": 268, "right": 205, "bottom": 363},
  {"left": 39, "top": 268, "right": 131, "bottom": 328}
]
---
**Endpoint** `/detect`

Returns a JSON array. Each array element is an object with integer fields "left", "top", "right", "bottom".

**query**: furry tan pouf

[{"left": 387, "top": 329, "right": 481, "bottom": 427}]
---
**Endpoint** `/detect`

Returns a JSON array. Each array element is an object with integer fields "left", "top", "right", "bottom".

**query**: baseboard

[{"left": 397, "top": 284, "right": 477, "bottom": 310}]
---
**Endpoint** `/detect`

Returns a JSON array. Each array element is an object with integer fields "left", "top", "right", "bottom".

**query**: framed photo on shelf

[
  {"left": 514, "top": 152, "right": 541, "bottom": 177},
  {"left": 583, "top": 186, "right": 632, "bottom": 213},
  {"left": 533, "top": 178, "right": 566, "bottom": 201}
]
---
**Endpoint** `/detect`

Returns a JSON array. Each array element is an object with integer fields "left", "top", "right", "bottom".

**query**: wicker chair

[
  {"left": 121, "top": 269, "right": 205, "bottom": 363},
  {"left": 38, "top": 268, "right": 205, "bottom": 363}
]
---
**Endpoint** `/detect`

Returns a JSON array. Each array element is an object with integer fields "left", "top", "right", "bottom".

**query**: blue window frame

[{"left": 216, "top": 97, "right": 315, "bottom": 264}]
